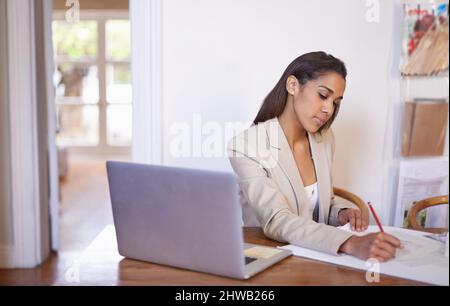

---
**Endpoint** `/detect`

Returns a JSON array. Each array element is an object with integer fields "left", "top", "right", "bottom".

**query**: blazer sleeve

[
  {"left": 227, "top": 138, "right": 353, "bottom": 255},
  {"left": 327, "top": 130, "right": 357, "bottom": 226}
]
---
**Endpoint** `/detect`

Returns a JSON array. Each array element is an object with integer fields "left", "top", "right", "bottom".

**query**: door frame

[
  {"left": 130, "top": 0, "right": 163, "bottom": 164},
  {"left": 1, "top": 0, "right": 52, "bottom": 268}
]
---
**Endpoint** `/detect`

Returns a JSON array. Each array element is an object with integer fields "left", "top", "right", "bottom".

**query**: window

[{"left": 52, "top": 13, "right": 132, "bottom": 153}]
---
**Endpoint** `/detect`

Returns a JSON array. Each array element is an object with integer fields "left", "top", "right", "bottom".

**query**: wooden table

[{"left": 53, "top": 225, "right": 425, "bottom": 285}]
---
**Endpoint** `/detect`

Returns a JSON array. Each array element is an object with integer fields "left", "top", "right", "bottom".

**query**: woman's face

[{"left": 287, "top": 72, "right": 346, "bottom": 133}]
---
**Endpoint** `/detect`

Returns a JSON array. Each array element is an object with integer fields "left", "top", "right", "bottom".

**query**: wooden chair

[
  {"left": 333, "top": 187, "right": 369, "bottom": 222},
  {"left": 407, "top": 195, "right": 449, "bottom": 234}
]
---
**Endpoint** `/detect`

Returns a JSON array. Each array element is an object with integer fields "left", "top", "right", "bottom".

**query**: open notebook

[{"left": 278, "top": 225, "right": 449, "bottom": 285}]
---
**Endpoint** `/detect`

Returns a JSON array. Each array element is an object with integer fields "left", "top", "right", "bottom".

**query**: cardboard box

[{"left": 402, "top": 100, "right": 449, "bottom": 157}]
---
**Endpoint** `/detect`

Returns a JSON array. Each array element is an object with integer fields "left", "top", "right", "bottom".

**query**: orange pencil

[{"left": 368, "top": 202, "right": 384, "bottom": 233}]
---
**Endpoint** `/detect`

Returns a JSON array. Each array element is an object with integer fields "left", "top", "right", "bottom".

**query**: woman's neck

[{"left": 278, "top": 99, "right": 308, "bottom": 148}]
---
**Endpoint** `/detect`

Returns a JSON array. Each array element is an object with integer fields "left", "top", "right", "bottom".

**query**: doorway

[{"left": 51, "top": 1, "right": 131, "bottom": 259}]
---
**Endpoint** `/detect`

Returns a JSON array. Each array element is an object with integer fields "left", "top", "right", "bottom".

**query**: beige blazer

[{"left": 227, "top": 117, "right": 353, "bottom": 255}]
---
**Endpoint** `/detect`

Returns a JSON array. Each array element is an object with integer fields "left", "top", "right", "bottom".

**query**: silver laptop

[{"left": 106, "top": 161, "right": 292, "bottom": 279}]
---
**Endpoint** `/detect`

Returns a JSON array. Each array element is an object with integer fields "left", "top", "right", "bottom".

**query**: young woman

[{"left": 227, "top": 52, "right": 401, "bottom": 262}]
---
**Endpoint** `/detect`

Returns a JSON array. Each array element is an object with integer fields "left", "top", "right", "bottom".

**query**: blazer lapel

[
  {"left": 264, "top": 118, "right": 308, "bottom": 216},
  {"left": 308, "top": 133, "right": 331, "bottom": 224},
  {"left": 264, "top": 117, "right": 332, "bottom": 223}
]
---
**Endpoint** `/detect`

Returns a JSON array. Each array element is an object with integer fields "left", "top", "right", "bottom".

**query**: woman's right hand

[{"left": 339, "top": 232, "right": 402, "bottom": 262}]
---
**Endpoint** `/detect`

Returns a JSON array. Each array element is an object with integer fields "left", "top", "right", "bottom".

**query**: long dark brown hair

[{"left": 253, "top": 51, "right": 347, "bottom": 134}]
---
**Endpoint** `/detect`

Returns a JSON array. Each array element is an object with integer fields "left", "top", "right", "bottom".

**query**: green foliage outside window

[
  {"left": 106, "top": 20, "right": 131, "bottom": 60},
  {"left": 53, "top": 21, "right": 97, "bottom": 59}
]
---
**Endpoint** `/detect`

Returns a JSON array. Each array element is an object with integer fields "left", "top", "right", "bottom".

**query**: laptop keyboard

[{"left": 245, "top": 256, "right": 257, "bottom": 265}]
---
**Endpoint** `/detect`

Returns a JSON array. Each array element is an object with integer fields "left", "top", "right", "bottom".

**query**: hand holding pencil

[{"left": 339, "top": 202, "right": 402, "bottom": 262}]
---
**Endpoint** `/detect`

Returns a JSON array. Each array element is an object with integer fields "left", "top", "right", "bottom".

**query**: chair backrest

[
  {"left": 407, "top": 195, "right": 449, "bottom": 234},
  {"left": 333, "top": 187, "right": 369, "bottom": 222}
]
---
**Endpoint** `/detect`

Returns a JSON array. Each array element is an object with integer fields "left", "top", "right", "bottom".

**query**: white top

[{"left": 304, "top": 182, "right": 318, "bottom": 212}]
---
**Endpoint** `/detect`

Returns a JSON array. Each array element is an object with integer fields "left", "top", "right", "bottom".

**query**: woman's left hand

[{"left": 338, "top": 208, "right": 368, "bottom": 232}]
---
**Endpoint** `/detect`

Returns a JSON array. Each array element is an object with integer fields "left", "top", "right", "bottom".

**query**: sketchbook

[{"left": 278, "top": 225, "right": 449, "bottom": 285}]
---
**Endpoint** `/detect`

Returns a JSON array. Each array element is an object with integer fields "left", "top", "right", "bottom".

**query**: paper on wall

[{"left": 394, "top": 158, "right": 449, "bottom": 228}]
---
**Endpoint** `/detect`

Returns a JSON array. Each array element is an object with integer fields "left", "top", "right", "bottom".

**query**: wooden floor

[
  {"left": 0, "top": 159, "right": 115, "bottom": 285},
  {"left": 59, "top": 160, "right": 114, "bottom": 256}
]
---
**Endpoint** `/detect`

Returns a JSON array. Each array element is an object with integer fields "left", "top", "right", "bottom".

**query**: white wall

[{"left": 161, "top": 0, "right": 448, "bottom": 224}]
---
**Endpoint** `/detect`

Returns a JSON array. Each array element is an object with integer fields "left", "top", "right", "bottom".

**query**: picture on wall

[{"left": 401, "top": 2, "right": 449, "bottom": 76}]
